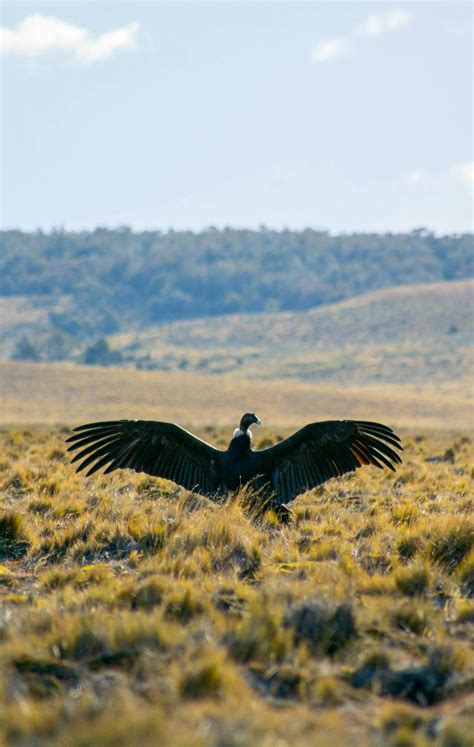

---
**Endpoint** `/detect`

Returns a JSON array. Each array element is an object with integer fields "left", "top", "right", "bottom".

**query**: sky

[{"left": 1, "top": 1, "right": 473, "bottom": 234}]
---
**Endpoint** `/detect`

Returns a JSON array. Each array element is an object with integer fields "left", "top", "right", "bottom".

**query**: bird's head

[{"left": 239, "top": 412, "right": 262, "bottom": 432}]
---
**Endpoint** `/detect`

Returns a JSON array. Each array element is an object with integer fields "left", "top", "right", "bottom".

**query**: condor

[{"left": 66, "top": 413, "right": 402, "bottom": 509}]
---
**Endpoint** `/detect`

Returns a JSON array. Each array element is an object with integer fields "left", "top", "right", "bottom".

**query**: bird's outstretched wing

[
  {"left": 66, "top": 420, "right": 222, "bottom": 495},
  {"left": 254, "top": 420, "right": 402, "bottom": 504}
]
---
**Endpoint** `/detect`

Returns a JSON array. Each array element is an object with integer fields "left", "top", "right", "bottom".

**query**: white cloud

[
  {"left": 311, "top": 37, "right": 346, "bottom": 64},
  {"left": 357, "top": 10, "right": 413, "bottom": 37},
  {"left": 0, "top": 14, "right": 139, "bottom": 64},
  {"left": 404, "top": 169, "right": 423, "bottom": 186},
  {"left": 403, "top": 164, "right": 474, "bottom": 190},
  {"left": 79, "top": 23, "right": 139, "bottom": 64},
  {"left": 311, "top": 8, "right": 413, "bottom": 65},
  {"left": 451, "top": 162, "right": 474, "bottom": 186}
]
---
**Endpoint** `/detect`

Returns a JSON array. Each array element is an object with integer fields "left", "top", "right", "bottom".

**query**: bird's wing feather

[
  {"left": 254, "top": 420, "right": 402, "bottom": 504},
  {"left": 66, "top": 420, "right": 222, "bottom": 495}
]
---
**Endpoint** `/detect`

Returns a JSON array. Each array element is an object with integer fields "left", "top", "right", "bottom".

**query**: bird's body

[{"left": 66, "top": 412, "right": 403, "bottom": 512}]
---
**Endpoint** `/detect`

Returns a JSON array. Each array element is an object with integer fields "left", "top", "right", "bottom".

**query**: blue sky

[{"left": 2, "top": 1, "right": 472, "bottom": 233}]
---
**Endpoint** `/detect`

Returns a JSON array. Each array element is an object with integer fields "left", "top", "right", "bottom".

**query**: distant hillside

[
  {"left": 0, "top": 228, "right": 472, "bottom": 350},
  {"left": 109, "top": 279, "right": 473, "bottom": 385}
]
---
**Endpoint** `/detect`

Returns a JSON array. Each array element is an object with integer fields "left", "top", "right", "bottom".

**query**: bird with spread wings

[{"left": 66, "top": 412, "right": 402, "bottom": 512}]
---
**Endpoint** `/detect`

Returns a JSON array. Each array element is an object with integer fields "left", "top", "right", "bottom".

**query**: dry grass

[
  {"left": 1, "top": 361, "right": 472, "bottom": 429},
  {"left": 0, "top": 425, "right": 473, "bottom": 746}
]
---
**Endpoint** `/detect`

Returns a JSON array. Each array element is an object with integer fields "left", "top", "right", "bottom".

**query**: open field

[
  {"left": 1, "top": 361, "right": 472, "bottom": 430},
  {"left": 0, "top": 425, "right": 473, "bottom": 746}
]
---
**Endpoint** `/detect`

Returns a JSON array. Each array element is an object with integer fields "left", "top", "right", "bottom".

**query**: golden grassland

[
  {"left": 1, "top": 361, "right": 472, "bottom": 430},
  {"left": 0, "top": 425, "right": 473, "bottom": 746}
]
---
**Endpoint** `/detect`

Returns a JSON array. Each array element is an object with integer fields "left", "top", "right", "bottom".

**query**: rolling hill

[
  {"left": 109, "top": 279, "right": 473, "bottom": 385},
  {"left": 1, "top": 228, "right": 472, "bottom": 363}
]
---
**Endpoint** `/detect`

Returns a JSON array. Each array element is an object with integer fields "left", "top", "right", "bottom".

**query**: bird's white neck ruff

[{"left": 233, "top": 428, "right": 252, "bottom": 441}]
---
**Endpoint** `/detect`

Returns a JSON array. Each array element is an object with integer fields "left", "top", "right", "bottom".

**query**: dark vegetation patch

[
  {"left": 55, "top": 615, "right": 170, "bottom": 670},
  {"left": 164, "top": 588, "right": 205, "bottom": 624},
  {"left": 0, "top": 511, "right": 30, "bottom": 558},
  {"left": 180, "top": 660, "right": 225, "bottom": 699},
  {"left": 284, "top": 598, "right": 357, "bottom": 654},
  {"left": 255, "top": 664, "right": 307, "bottom": 700},
  {"left": 350, "top": 646, "right": 464, "bottom": 706},
  {"left": 430, "top": 522, "right": 474, "bottom": 572},
  {"left": 122, "top": 577, "right": 165, "bottom": 610},
  {"left": 13, "top": 656, "right": 81, "bottom": 688}
]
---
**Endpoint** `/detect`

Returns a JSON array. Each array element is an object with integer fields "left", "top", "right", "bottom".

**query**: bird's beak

[{"left": 254, "top": 416, "right": 262, "bottom": 425}]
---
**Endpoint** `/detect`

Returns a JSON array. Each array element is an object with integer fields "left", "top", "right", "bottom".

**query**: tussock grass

[
  {"left": 457, "top": 549, "right": 474, "bottom": 597},
  {"left": 395, "top": 562, "right": 431, "bottom": 596},
  {"left": 229, "top": 601, "right": 290, "bottom": 665},
  {"left": 0, "top": 511, "right": 30, "bottom": 559},
  {"left": 0, "top": 426, "right": 473, "bottom": 746},
  {"left": 429, "top": 521, "right": 474, "bottom": 572},
  {"left": 179, "top": 656, "right": 229, "bottom": 699},
  {"left": 0, "top": 511, "right": 27, "bottom": 542},
  {"left": 285, "top": 598, "right": 356, "bottom": 654}
]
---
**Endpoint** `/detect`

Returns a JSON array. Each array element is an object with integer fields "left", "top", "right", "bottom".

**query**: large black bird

[{"left": 66, "top": 413, "right": 402, "bottom": 508}]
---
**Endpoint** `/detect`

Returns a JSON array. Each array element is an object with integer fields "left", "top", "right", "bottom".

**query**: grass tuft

[
  {"left": 397, "top": 533, "right": 423, "bottom": 561},
  {"left": 0, "top": 511, "right": 30, "bottom": 558},
  {"left": 457, "top": 548, "right": 474, "bottom": 597},
  {"left": 56, "top": 612, "right": 171, "bottom": 668},
  {"left": 430, "top": 521, "right": 474, "bottom": 572},
  {"left": 164, "top": 587, "right": 205, "bottom": 623},
  {"left": 230, "top": 606, "right": 289, "bottom": 664},
  {"left": 122, "top": 577, "right": 165, "bottom": 610},
  {"left": 391, "top": 602, "right": 431, "bottom": 635},
  {"left": 180, "top": 658, "right": 226, "bottom": 699},
  {"left": 395, "top": 562, "right": 431, "bottom": 596},
  {"left": 285, "top": 598, "right": 357, "bottom": 654}
]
